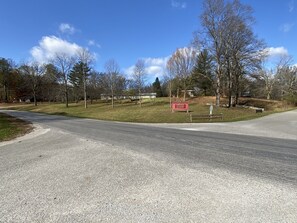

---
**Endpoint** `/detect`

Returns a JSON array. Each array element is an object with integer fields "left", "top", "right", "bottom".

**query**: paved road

[
  {"left": 1, "top": 110, "right": 297, "bottom": 222},
  {"left": 150, "top": 109, "right": 297, "bottom": 140}
]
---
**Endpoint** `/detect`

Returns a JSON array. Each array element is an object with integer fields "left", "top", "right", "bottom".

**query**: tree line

[
  {"left": 0, "top": 51, "right": 161, "bottom": 108},
  {"left": 1, "top": 0, "right": 297, "bottom": 107},
  {"left": 166, "top": 0, "right": 297, "bottom": 107}
]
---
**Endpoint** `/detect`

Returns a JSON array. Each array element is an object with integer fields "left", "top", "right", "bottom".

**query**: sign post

[{"left": 209, "top": 103, "right": 213, "bottom": 115}]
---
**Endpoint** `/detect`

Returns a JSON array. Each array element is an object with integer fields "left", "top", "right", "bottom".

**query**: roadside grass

[
  {"left": 1, "top": 97, "right": 294, "bottom": 123},
  {"left": 0, "top": 113, "right": 33, "bottom": 141}
]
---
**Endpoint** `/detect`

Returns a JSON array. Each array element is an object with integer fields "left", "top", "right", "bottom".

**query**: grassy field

[
  {"left": 1, "top": 97, "right": 294, "bottom": 123},
  {"left": 0, "top": 113, "right": 33, "bottom": 141}
]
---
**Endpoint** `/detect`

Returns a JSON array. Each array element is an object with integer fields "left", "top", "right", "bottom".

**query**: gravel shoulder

[{"left": 1, "top": 127, "right": 296, "bottom": 222}]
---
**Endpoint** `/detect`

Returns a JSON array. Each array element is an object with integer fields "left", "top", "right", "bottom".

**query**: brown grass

[{"left": 0, "top": 97, "right": 295, "bottom": 123}]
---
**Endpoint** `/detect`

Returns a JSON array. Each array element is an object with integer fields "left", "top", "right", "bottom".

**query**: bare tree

[
  {"left": 52, "top": 53, "right": 76, "bottom": 107},
  {"left": 19, "top": 62, "right": 44, "bottom": 106},
  {"left": 275, "top": 56, "right": 297, "bottom": 100},
  {"left": 167, "top": 47, "right": 196, "bottom": 101},
  {"left": 199, "top": 0, "right": 226, "bottom": 106},
  {"left": 223, "top": 0, "right": 265, "bottom": 106},
  {"left": 258, "top": 69, "right": 276, "bottom": 100},
  {"left": 104, "top": 59, "right": 121, "bottom": 108},
  {"left": 197, "top": 0, "right": 265, "bottom": 106},
  {"left": 256, "top": 56, "right": 290, "bottom": 100},
  {"left": 43, "top": 63, "right": 59, "bottom": 102},
  {"left": 163, "top": 69, "right": 175, "bottom": 109},
  {"left": 278, "top": 66, "right": 297, "bottom": 98},
  {"left": 88, "top": 71, "right": 103, "bottom": 103},
  {"left": 133, "top": 59, "right": 147, "bottom": 107}
]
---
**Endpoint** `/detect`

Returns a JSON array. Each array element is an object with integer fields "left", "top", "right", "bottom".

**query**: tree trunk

[
  {"left": 235, "top": 92, "right": 239, "bottom": 105},
  {"left": 215, "top": 66, "right": 221, "bottom": 107},
  {"left": 33, "top": 91, "right": 37, "bottom": 106},
  {"left": 228, "top": 71, "right": 232, "bottom": 108},
  {"left": 139, "top": 89, "right": 142, "bottom": 107},
  {"left": 65, "top": 84, "right": 69, "bottom": 108},
  {"left": 111, "top": 88, "right": 114, "bottom": 108},
  {"left": 183, "top": 80, "right": 187, "bottom": 102},
  {"left": 84, "top": 78, "right": 87, "bottom": 109},
  {"left": 215, "top": 80, "right": 220, "bottom": 107},
  {"left": 228, "top": 92, "right": 232, "bottom": 108},
  {"left": 266, "top": 84, "right": 271, "bottom": 100},
  {"left": 4, "top": 85, "right": 8, "bottom": 102},
  {"left": 169, "top": 81, "right": 172, "bottom": 109},
  {"left": 234, "top": 73, "right": 240, "bottom": 106}
]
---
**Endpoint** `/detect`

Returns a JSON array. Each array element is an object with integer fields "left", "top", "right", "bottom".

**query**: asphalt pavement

[
  {"left": 149, "top": 109, "right": 297, "bottom": 140},
  {"left": 0, "top": 110, "right": 297, "bottom": 222}
]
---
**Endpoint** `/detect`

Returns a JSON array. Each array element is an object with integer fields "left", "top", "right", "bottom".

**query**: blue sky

[{"left": 0, "top": 0, "right": 296, "bottom": 82}]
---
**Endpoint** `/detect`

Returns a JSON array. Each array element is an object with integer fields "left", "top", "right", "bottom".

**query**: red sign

[{"left": 172, "top": 102, "right": 189, "bottom": 112}]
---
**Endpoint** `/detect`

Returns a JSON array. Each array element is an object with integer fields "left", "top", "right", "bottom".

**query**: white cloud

[
  {"left": 262, "top": 47, "right": 291, "bottom": 68},
  {"left": 124, "top": 50, "right": 198, "bottom": 82},
  {"left": 171, "top": 0, "right": 187, "bottom": 9},
  {"left": 145, "top": 66, "right": 163, "bottom": 75},
  {"left": 88, "top": 40, "right": 101, "bottom": 48},
  {"left": 280, "top": 23, "right": 295, "bottom": 33},
  {"left": 144, "top": 57, "right": 170, "bottom": 79},
  {"left": 59, "top": 23, "right": 76, "bottom": 35},
  {"left": 30, "top": 36, "right": 83, "bottom": 63},
  {"left": 124, "top": 56, "right": 169, "bottom": 81},
  {"left": 144, "top": 57, "right": 168, "bottom": 66},
  {"left": 264, "top": 47, "right": 289, "bottom": 58},
  {"left": 174, "top": 47, "right": 198, "bottom": 57},
  {"left": 124, "top": 65, "right": 135, "bottom": 79}
]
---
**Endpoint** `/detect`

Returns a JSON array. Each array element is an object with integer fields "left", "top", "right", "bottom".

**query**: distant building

[
  {"left": 100, "top": 93, "right": 157, "bottom": 100},
  {"left": 181, "top": 90, "right": 195, "bottom": 98}
]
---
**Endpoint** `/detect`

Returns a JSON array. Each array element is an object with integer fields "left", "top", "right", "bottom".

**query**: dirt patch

[
  {"left": 0, "top": 113, "right": 34, "bottom": 141},
  {"left": 188, "top": 96, "right": 291, "bottom": 111},
  {"left": 238, "top": 98, "right": 290, "bottom": 111}
]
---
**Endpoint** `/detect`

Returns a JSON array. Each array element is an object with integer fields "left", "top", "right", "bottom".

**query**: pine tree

[
  {"left": 191, "top": 49, "right": 214, "bottom": 96},
  {"left": 70, "top": 62, "right": 90, "bottom": 102},
  {"left": 152, "top": 77, "right": 163, "bottom": 97}
]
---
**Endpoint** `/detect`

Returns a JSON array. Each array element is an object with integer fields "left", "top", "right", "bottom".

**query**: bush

[{"left": 284, "top": 94, "right": 297, "bottom": 106}]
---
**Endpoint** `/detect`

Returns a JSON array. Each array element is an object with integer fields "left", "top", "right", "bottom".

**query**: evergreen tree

[
  {"left": 152, "top": 77, "right": 163, "bottom": 97},
  {"left": 69, "top": 61, "right": 90, "bottom": 102},
  {"left": 191, "top": 49, "right": 214, "bottom": 96},
  {"left": 0, "top": 58, "right": 13, "bottom": 102}
]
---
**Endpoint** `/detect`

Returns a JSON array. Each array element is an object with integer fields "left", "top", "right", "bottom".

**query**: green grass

[
  {"left": 0, "top": 113, "right": 32, "bottom": 141},
  {"left": 2, "top": 97, "right": 293, "bottom": 123}
]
